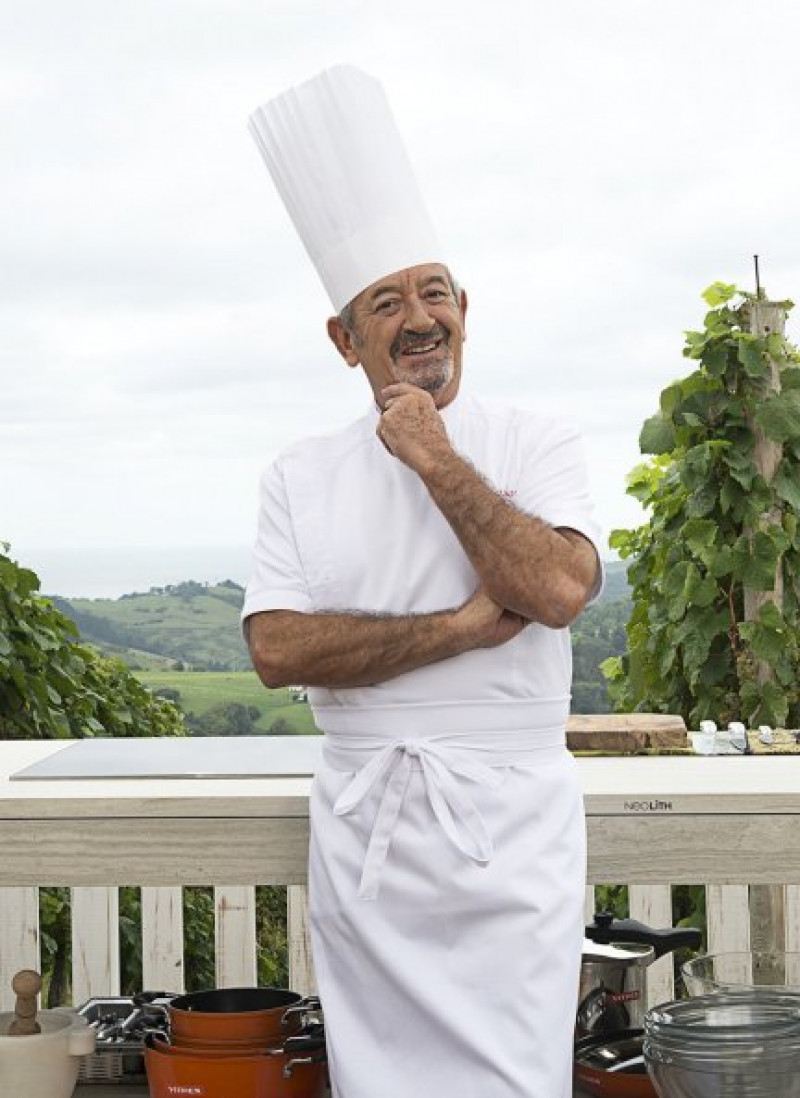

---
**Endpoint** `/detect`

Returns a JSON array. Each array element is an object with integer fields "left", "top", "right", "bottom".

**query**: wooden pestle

[{"left": 7, "top": 970, "right": 42, "bottom": 1035}]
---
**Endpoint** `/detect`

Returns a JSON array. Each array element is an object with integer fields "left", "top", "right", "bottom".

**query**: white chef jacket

[{"left": 243, "top": 390, "right": 604, "bottom": 1098}]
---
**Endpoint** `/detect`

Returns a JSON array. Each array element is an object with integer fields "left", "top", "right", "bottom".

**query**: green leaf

[
  {"left": 639, "top": 413, "right": 676, "bottom": 455},
  {"left": 754, "top": 390, "right": 800, "bottom": 444},
  {"left": 747, "top": 681, "right": 789, "bottom": 728},
  {"left": 685, "top": 485, "right": 718, "bottom": 517},
  {"left": 732, "top": 530, "right": 785, "bottom": 590},
  {"left": 702, "top": 283, "right": 738, "bottom": 307},
  {"left": 599, "top": 657, "right": 623, "bottom": 682},
  {"left": 738, "top": 620, "right": 785, "bottom": 664},
  {"left": 682, "top": 518, "right": 718, "bottom": 556},
  {"left": 781, "top": 367, "right": 800, "bottom": 390},
  {"left": 660, "top": 381, "right": 684, "bottom": 416},
  {"left": 736, "top": 335, "right": 767, "bottom": 378},
  {"left": 774, "top": 468, "right": 800, "bottom": 511}
]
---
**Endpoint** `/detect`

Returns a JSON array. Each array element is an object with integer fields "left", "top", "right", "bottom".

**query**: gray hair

[{"left": 338, "top": 269, "right": 462, "bottom": 338}]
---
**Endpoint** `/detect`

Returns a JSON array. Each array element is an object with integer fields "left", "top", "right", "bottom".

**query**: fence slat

[
  {"left": 629, "top": 884, "right": 675, "bottom": 1007},
  {"left": 706, "top": 884, "right": 751, "bottom": 954},
  {"left": 749, "top": 883, "right": 786, "bottom": 953},
  {"left": 786, "top": 885, "right": 800, "bottom": 951},
  {"left": 705, "top": 883, "right": 751, "bottom": 985},
  {"left": 288, "top": 885, "right": 316, "bottom": 997},
  {"left": 214, "top": 886, "right": 257, "bottom": 987},
  {"left": 784, "top": 886, "right": 800, "bottom": 987},
  {"left": 142, "top": 887, "right": 185, "bottom": 993},
  {"left": 71, "top": 887, "right": 120, "bottom": 1005},
  {"left": 0, "top": 887, "right": 40, "bottom": 1010},
  {"left": 584, "top": 885, "right": 596, "bottom": 924}
]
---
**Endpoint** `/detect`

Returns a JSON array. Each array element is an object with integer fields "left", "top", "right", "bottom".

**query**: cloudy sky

[{"left": 3, "top": 0, "right": 800, "bottom": 586}]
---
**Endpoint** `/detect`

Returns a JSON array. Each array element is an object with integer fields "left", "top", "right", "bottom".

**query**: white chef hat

[{"left": 249, "top": 65, "right": 443, "bottom": 314}]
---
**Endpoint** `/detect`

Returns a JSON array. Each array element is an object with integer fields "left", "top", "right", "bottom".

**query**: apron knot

[{"left": 332, "top": 738, "right": 504, "bottom": 901}]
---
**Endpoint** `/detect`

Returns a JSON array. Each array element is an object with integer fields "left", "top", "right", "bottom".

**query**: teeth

[{"left": 405, "top": 343, "right": 437, "bottom": 355}]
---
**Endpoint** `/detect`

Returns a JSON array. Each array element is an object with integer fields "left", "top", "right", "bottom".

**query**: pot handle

[
  {"left": 281, "top": 996, "right": 322, "bottom": 1027},
  {"left": 283, "top": 1031, "right": 326, "bottom": 1055},
  {"left": 586, "top": 912, "right": 702, "bottom": 958},
  {"left": 68, "top": 1018, "right": 96, "bottom": 1057},
  {"left": 133, "top": 990, "right": 180, "bottom": 1006},
  {"left": 283, "top": 1054, "right": 326, "bottom": 1079}
]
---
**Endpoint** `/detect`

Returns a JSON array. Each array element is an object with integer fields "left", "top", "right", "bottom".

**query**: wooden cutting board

[{"left": 566, "top": 714, "right": 688, "bottom": 753}]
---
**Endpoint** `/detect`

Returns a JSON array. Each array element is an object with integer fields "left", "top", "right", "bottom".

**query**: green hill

[{"left": 51, "top": 580, "right": 249, "bottom": 671}]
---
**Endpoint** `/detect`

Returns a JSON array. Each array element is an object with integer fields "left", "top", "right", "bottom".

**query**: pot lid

[{"left": 583, "top": 938, "right": 656, "bottom": 966}]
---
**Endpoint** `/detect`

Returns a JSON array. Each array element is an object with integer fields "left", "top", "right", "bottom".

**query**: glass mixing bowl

[
  {"left": 644, "top": 993, "right": 800, "bottom": 1098},
  {"left": 681, "top": 951, "right": 800, "bottom": 996}
]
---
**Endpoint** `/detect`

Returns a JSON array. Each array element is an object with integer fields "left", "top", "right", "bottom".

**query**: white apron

[
  {"left": 242, "top": 392, "right": 604, "bottom": 1097},
  {"left": 309, "top": 701, "right": 586, "bottom": 1098}
]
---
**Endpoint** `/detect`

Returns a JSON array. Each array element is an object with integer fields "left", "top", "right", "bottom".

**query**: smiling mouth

[{"left": 397, "top": 337, "right": 444, "bottom": 358}]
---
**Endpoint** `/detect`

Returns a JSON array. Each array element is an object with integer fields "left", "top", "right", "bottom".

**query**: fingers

[
  {"left": 381, "top": 383, "right": 419, "bottom": 400},
  {"left": 380, "top": 384, "right": 435, "bottom": 410}
]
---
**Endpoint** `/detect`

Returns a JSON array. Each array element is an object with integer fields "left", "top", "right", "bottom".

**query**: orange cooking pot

[
  {"left": 574, "top": 1029, "right": 656, "bottom": 1098},
  {"left": 144, "top": 1031, "right": 326, "bottom": 1098},
  {"left": 136, "top": 988, "right": 319, "bottom": 1043}
]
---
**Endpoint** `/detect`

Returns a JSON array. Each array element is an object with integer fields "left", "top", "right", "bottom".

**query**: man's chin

[{"left": 392, "top": 360, "right": 455, "bottom": 397}]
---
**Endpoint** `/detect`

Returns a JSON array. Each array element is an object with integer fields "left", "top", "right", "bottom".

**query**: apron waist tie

[{"left": 325, "top": 726, "right": 567, "bottom": 901}]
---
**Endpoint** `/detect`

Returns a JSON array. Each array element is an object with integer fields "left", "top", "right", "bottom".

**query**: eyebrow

[{"left": 368, "top": 274, "right": 449, "bottom": 302}]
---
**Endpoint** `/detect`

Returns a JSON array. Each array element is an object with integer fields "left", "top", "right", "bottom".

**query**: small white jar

[{"left": 0, "top": 1009, "right": 95, "bottom": 1098}]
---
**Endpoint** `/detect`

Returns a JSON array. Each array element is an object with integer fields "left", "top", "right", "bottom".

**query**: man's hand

[
  {"left": 378, "top": 384, "right": 452, "bottom": 473},
  {"left": 455, "top": 587, "right": 530, "bottom": 649}
]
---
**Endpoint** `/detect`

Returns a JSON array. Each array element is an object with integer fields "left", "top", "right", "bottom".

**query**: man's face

[{"left": 327, "top": 263, "right": 467, "bottom": 409}]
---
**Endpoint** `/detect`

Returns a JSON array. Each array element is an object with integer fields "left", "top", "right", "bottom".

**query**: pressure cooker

[{"left": 578, "top": 913, "right": 701, "bottom": 1038}]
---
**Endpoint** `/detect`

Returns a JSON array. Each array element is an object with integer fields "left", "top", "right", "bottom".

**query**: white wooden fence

[
  {"left": 0, "top": 884, "right": 316, "bottom": 1009},
  {"left": 3, "top": 882, "right": 800, "bottom": 1012}
]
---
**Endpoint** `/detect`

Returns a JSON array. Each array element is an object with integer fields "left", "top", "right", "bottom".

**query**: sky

[{"left": 3, "top": 0, "right": 800, "bottom": 589}]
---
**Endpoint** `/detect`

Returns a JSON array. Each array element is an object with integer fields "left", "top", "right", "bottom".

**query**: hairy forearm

[
  {"left": 248, "top": 607, "right": 472, "bottom": 689},
  {"left": 419, "top": 448, "right": 595, "bottom": 628}
]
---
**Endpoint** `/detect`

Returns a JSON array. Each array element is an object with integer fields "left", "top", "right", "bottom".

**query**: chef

[{"left": 243, "top": 66, "right": 604, "bottom": 1098}]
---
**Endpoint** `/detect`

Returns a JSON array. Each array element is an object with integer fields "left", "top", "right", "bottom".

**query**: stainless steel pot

[{"left": 577, "top": 913, "right": 702, "bottom": 1039}]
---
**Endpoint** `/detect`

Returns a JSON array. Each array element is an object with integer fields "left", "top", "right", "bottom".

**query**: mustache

[{"left": 391, "top": 322, "right": 450, "bottom": 359}]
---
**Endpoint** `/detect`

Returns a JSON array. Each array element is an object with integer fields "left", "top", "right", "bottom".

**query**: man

[{"left": 244, "top": 67, "right": 603, "bottom": 1098}]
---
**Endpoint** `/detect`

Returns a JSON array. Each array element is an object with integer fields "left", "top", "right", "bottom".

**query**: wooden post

[
  {"left": 745, "top": 296, "right": 788, "bottom": 966},
  {"left": 743, "top": 298, "right": 786, "bottom": 653}
]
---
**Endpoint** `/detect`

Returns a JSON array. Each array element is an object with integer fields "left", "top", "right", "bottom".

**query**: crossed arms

[{"left": 247, "top": 386, "right": 600, "bottom": 690}]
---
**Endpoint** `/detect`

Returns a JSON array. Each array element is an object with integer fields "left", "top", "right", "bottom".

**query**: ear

[
  {"left": 459, "top": 288, "right": 468, "bottom": 336},
  {"left": 327, "top": 316, "right": 361, "bottom": 368}
]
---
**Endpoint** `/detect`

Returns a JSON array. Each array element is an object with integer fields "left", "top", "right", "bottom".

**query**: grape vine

[{"left": 603, "top": 283, "right": 800, "bottom": 728}]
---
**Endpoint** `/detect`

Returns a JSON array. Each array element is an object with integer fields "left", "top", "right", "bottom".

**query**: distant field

[{"left": 136, "top": 671, "right": 319, "bottom": 735}]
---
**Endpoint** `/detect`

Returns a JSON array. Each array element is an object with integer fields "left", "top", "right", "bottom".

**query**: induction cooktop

[{"left": 10, "top": 735, "right": 324, "bottom": 781}]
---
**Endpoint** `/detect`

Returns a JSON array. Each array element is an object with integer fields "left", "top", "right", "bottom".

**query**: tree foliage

[
  {"left": 0, "top": 545, "right": 185, "bottom": 739},
  {"left": 602, "top": 284, "right": 800, "bottom": 728}
]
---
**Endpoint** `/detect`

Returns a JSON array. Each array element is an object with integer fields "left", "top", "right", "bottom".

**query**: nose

[{"left": 403, "top": 294, "right": 436, "bottom": 333}]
